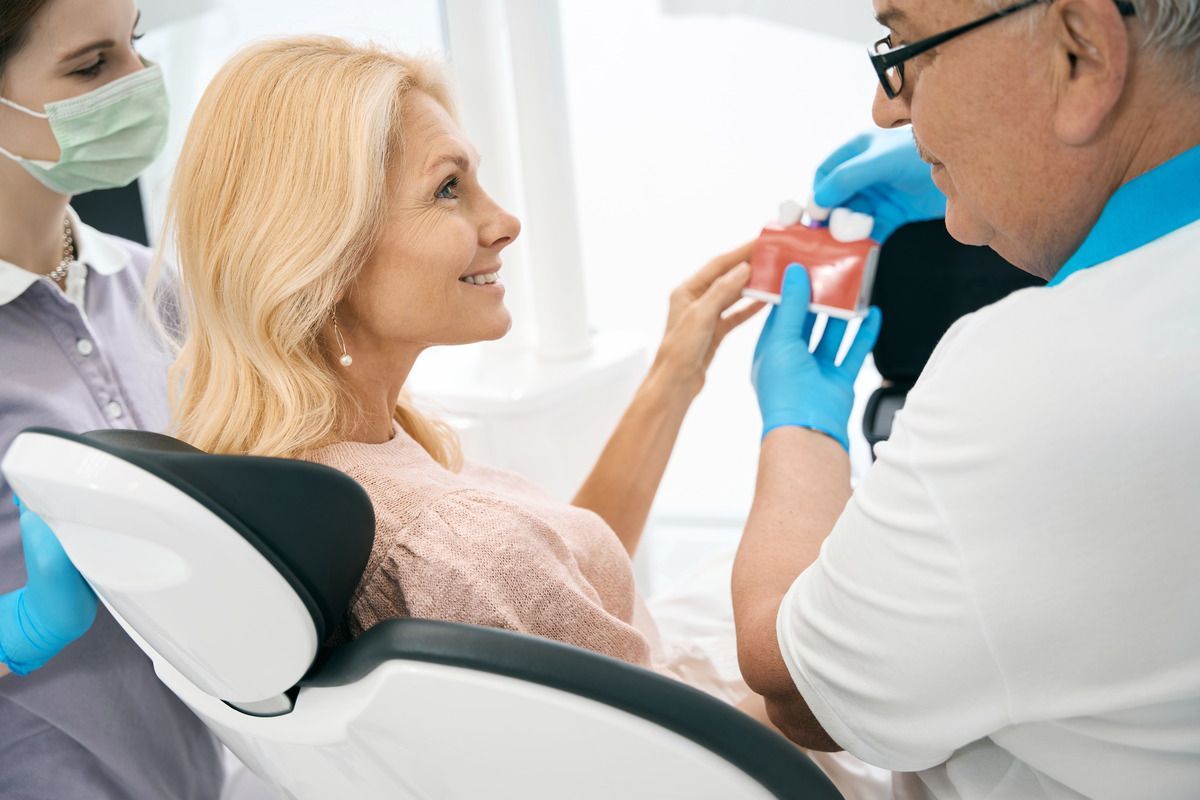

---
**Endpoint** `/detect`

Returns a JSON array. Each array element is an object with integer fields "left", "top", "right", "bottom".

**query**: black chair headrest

[
  {"left": 35, "top": 427, "right": 375, "bottom": 644},
  {"left": 871, "top": 220, "right": 1044, "bottom": 382}
]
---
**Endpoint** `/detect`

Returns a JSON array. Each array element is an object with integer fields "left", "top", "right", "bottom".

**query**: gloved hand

[
  {"left": 752, "top": 266, "right": 883, "bottom": 450},
  {"left": 812, "top": 128, "right": 946, "bottom": 243},
  {"left": 0, "top": 496, "right": 97, "bottom": 675}
]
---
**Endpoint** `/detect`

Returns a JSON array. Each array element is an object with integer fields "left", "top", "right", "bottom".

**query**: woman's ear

[{"left": 1049, "top": 0, "right": 1132, "bottom": 146}]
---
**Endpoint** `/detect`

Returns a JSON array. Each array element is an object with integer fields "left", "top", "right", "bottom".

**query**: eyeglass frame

[{"left": 869, "top": 0, "right": 1138, "bottom": 99}]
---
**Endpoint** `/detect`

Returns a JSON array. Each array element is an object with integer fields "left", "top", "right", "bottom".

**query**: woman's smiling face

[{"left": 339, "top": 90, "right": 521, "bottom": 352}]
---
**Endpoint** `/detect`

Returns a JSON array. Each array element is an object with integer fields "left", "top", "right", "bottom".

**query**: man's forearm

[
  {"left": 738, "top": 427, "right": 851, "bottom": 603},
  {"left": 733, "top": 427, "right": 853, "bottom": 744}
]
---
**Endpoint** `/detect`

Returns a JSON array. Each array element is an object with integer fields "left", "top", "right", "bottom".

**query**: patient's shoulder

[
  {"left": 370, "top": 484, "right": 619, "bottom": 605},
  {"left": 305, "top": 433, "right": 465, "bottom": 524},
  {"left": 307, "top": 428, "right": 572, "bottom": 525},
  {"left": 418, "top": 488, "right": 577, "bottom": 551}
]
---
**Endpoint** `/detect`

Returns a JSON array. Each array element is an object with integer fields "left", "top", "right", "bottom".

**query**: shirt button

[
  {"left": 106, "top": 401, "right": 124, "bottom": 420},
  {"left": 76, "top": 338, "right": 94, "bottom": 357}
]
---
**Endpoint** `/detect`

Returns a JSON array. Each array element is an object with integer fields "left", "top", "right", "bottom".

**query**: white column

[
  {"left": 441, "top": 0, "right": 537, "bottom": 351},
  {"left": 502, "top": 0, "right": 593, "bottom": 360}
]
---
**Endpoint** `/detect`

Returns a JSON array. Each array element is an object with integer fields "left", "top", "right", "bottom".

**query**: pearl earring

[{"left": 331, "top": 311, "right": 353, "bottom": 367}]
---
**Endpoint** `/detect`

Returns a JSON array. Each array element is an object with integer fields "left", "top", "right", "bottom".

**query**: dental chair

[
  {"left": 862, "top": 220, "right": 1044, "bottom": 453},
  {"left": 1, "top": 427, "right": 840, "bottom": 800}
]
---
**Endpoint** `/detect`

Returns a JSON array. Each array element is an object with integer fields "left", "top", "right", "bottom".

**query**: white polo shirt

[{"left": 778, "top": 145, "right": 1200, "bottom": 799}]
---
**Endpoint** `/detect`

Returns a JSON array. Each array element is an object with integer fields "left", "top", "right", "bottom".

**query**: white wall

[
  {"left": 558, "top": 1, "right": 882, "bottom": 525},
  {"left": 137, "top": 0, "right": 885, "bottom": 534}
]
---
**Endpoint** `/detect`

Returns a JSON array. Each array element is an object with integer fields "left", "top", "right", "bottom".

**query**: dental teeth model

[
  {"left": 777, "top": 199, "right": 804, "bottom": 227},
  {"left": 805, "top": 197, "right": 832, "bottom": 224},
  {"left": 743, "top": 198, "right": 881, "bottom": 318},
  {"left": 829, "top": 208, "right": 876, "bottom": 243}
]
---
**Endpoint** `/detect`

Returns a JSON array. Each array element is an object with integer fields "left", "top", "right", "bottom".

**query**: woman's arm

[{"left": 573, "top": 243, "right": 763, "bottom": 555}]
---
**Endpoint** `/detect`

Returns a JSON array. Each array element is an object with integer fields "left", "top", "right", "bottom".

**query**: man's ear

[{"left": 1049, "top": 0, "right": 1131, "bottom": 146}]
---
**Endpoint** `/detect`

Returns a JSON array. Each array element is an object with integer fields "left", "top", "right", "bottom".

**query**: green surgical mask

[{"left": 0, "top": 61, "right": 169, "bottom": 196}]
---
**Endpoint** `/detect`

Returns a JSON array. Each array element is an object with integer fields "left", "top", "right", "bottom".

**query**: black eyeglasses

[{"left": 870, "top": 0, "right": 1137, "bottom": 99}]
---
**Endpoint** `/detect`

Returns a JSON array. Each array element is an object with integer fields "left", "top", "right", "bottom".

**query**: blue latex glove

[
  {"left": 0, "top": 496, "right": 97, "bottom": 675},
  {"left": 752, "top": 266, "right": 883, "bottom": 450},
  {"left": 812, "top": 128, "right": 947, "bottom": 243}
]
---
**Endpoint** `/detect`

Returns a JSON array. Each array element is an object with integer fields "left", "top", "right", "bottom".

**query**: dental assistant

[
  {"left": 0, "top": 0, "right": 222, "bottom": 797},
  {"left": 733, "top": 0, "right": 1200, "bottom": 798}
]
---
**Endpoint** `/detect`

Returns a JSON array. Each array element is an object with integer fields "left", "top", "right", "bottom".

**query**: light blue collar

[{"left": 1049, "top": 142, "right": 1200, "bottom": 287}]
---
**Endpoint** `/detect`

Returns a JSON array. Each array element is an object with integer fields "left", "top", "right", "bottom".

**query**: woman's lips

[{"left": 460, "top": 263, "right": 502, "bottom": 280}]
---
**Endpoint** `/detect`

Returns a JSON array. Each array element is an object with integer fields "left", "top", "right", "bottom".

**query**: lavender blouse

[{"left": 0, "top": 208, "right": 222, "bottom": 799}]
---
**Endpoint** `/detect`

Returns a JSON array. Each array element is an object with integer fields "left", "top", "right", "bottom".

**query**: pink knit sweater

[{"left": 306, "top": 425, "right": 653, "bottom": 666}]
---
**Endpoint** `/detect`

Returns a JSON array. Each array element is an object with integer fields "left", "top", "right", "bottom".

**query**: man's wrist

[{"left": 761, "top": 415, "right": 849, "bottom": 451}]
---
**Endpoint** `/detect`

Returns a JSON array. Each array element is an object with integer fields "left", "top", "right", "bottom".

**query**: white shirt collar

[{"left": 0, "top": 205, "right": 133, "bottom": 306}]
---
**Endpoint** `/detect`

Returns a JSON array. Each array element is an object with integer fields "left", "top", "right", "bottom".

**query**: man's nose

[{"left": 872, "top": 84, "right": 912, "bottom": 130}]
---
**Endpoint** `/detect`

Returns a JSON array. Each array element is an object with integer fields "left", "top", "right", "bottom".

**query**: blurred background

[{"left": 124, "top": 0, "right": 886, "bottom": 592}]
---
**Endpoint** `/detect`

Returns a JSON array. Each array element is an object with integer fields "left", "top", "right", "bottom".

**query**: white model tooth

[
  {"left": 778, "top": 200, "right": 804, "bottom": 226},
  {"left": 829, "top": 208, "right": 875, "bottom": 242},
  {"left": 805, "top": 196, "right": 832, "bottom": 223},
  {"left": 465, "top": 275, "right": 479, "bottom": 285}
]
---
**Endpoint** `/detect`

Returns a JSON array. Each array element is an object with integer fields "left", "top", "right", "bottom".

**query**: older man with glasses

[{"left": 733, "top": 0, "right": 1200, "bottom": 797}]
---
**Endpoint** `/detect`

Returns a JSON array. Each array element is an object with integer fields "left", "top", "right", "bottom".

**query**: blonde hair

[{"left": 161, "top": 36, "right": 462, "bottom": 468}]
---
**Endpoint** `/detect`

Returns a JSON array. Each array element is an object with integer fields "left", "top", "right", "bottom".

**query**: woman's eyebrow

[
  {"left": 423, "top": 152, "right": 479, "bottom": 176},
  {"left": 58, "top": 11, "right": 142, "bottom": 63},
  {"left": 59, "top": 38, "right": 114, "bottom": 63}
]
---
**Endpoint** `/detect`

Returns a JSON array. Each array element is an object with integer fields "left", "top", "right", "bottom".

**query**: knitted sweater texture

[{"left": 307, "top": 426, "right": 652, "bottom": 666}]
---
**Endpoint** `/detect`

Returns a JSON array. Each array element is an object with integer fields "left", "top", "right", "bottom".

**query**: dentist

[
  {"left": 0, "top": 0, "right": 222, "bottom": 797},
  {"left": 734, "top": 0, "right": 1200, "bottom": 797}
]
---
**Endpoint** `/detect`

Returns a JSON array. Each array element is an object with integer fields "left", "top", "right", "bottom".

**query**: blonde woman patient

[
  {"left": 162, "top": 38, "right": 890, "bottom": 795},
  {"left": 164, "top": 37, "right": 891, "bottom": 797},
  {"left": 168, "top": 32, "right": 755, "bottom": 680}
]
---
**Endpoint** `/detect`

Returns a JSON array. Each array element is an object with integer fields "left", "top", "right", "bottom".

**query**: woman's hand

[
  {"left": 653, "top": 242, "right": 767, "bottom": 399},
  {"left": 573, "top": 242, "right": 765, "bottom": 555}
]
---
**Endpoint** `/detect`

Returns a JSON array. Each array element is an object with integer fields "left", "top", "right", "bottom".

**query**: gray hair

[
  {"left": 985, "top": 0, "right": 1200, "bottom": 84},
  {"left": 1134, "top": 0, "right": 1200, "bottom": 83}
]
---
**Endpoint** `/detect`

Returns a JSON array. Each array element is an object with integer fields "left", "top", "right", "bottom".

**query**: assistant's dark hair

[{"left": 0, "top": 0, "right": 51, "bottom": 77}]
